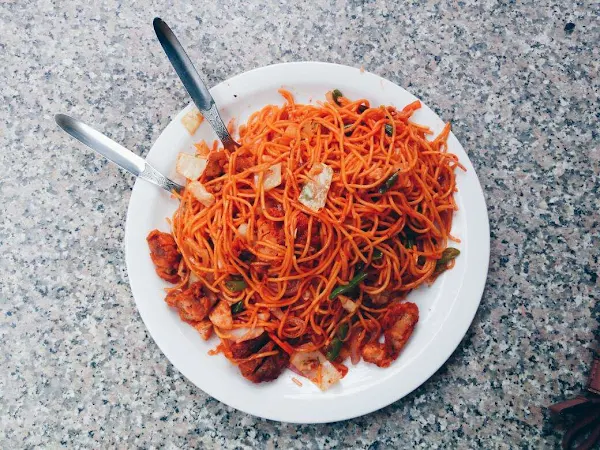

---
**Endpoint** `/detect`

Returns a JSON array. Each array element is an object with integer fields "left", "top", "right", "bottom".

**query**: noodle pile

[{"left": 168, "top": 89, "right": 463, "bottom": 357}]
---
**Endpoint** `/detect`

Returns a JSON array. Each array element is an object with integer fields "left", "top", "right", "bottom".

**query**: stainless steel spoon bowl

[{"left": 55, "top": 114, "right": 184, "bottom": 194}]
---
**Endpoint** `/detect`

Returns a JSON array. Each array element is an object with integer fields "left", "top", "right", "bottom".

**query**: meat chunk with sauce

[
  {"left": 229, "top": 333, "right": 270, "bottom": 359},
  {"left": 230, "top": 333, "right": 289, "bottom": 383},
  {"left": 361, "top": 302, "right": 419, "bottom": 368},
  {"left": 248, "top": 342, "right": 289, "bottom": 383},
  {"left": 237, "top": 354, "right": 264, "bottom": 380},
  {"left": 381, "top": 302, "right": 419, "bottom": 355},
  {"left": 203, "top": 151, "right": 228, "bottom": 178},
  {"left": 146, "top": 230, "right": 181, "bottom": 283},
  {"left": 193, "top": 320, "right": 213, "bottom": 340},
  {"left": 361, "top": 343, "right": 388, "bottom": 366},
  {"left": 238, "top": 341, "right": 289, "bottom": 383},
  {"left": 165, "top": 282, "right": 213, "bottom": 323}
]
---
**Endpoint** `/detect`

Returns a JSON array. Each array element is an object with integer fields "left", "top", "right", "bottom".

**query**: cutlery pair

[{"left": 55, "top": 18, "right": 238, "bottom": 194}]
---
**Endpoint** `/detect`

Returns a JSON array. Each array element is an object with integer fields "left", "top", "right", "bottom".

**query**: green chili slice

[
  {"left": 378, "top": 171, "right": 399, "bottom": 194},
  {"left": 433, "top": 248, "right": 461, "bottom": 275},
  {"left": 332, "top": 89, "right": 343, "bottom": 105},
  {"left": 325, "top": 323, "right": 350, "bottom": 361},
  {"left": 230, "top": 300, "right": 245, "bottom": 314},
  {"left": 224, "top": 279, "right": 247, "bottom": 292},
  {"left": 329, "top": 271, "right": 368, "bottom": 300}
]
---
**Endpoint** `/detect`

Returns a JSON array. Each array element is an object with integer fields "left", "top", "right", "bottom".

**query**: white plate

[{"left": 125, "top": 62, "right": 490, "bottom": 423}]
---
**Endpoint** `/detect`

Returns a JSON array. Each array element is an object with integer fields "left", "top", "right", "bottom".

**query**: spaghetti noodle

[{"left": 147, "top": 89, "right": 463, "bottom": 388}]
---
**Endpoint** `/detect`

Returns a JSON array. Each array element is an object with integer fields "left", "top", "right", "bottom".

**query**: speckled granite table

[{"left": 1, "top": 0, "right": 598, "bottom": 447}]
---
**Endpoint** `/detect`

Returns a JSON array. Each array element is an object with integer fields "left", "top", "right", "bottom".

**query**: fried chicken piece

[
  {"left": 165, "top": 282, "right": 213, "bottom": 323},
  {"left": 238, "top": 355, "right": 264, "bottom": 379},
  {"left": 383, "top": 302, "right": 419, "bottom": 354},
  {"left": 249, "top": 342, "right": 289, "bottom": 382},
  {"left": 204, "top": 151, "right": 228, "bottom": 178},
  {"left": 146, "top": 230, "right": 181, "bottom": 283},
  {"left": 229, "top": 333, "right": 270, "bottom": 359},
  {"left": 362, "top": 302, "right": 419, "bottom": 368},
  {"left": 237, "top": 341, "right": 290, "bottom": 383},
  {"left": 193, "top": 320, "right": 213, "bottom": 340},
  {"left": 361, "top": 343, "right": 388, "bottom": 366},
  {"left": 229, "top": 334, "right": 289, "bottom": 383},
  {"left": 208, "top": 300, "right": 233, "bottom": 329}
]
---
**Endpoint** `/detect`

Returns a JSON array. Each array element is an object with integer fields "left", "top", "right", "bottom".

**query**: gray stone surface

[{"left": 1, "top": 0, "right": 598, "bottom": 448}]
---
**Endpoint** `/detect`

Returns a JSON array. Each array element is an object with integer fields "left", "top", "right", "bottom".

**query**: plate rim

[{"left": 124, "top": 61, "right": 490, "bottom": 423}]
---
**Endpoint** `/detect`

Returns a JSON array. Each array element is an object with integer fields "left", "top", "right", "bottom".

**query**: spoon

[
  {"left": 153, "top": 17, "right": 240, "bottom": 151},
  {"left": 55, "top": 114, "right": 184, "bottom": 194}
]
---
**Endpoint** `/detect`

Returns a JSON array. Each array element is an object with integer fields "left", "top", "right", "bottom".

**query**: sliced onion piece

[
  {"left": 339, "top": 295, "right": 358, "bottom": 313},
  {"left": 289, "top": 351, "right": 342, "bottom": 391},
  {"left": 257, "top": 311, "right": 270, "bottom": 321},
  {"left": 254, "top": 163, "right": 282, "bottom": 191},
  {"left": 237, "top": 223, "right": 249, "bottom": 238},
  {"left": 220, "top": 326, "right": 264, "bottom": 343},
  {"left": 187, "top": 181, "right": 215, "bottom": 207},
  {"left": 270, "top": 308, "right": 284, "bottom": 320},
  {"left": 176, "top": 153, "right": 207, "bottom": 180},
  {"left": 188, "top": 271, "right": 202, "bottom": 285}
]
